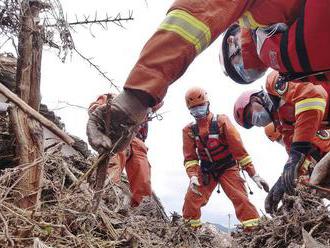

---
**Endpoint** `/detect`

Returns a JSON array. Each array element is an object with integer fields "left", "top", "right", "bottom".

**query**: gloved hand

[
  {"left": 282, "top": 149, "right": 306, "bottom": 193},
  {"left": 251, "top": 174, "right": 270, "bottom": 192},
  {"left": 86, "top": 105, "right": 112, "bottom": 153},
  {"left": 265, "top": 176, "right": 285, "bottom": 214},
  {"left": 190, "top": 176, "right": 202, "bottom": 196},
  {"left": 86, "top": 90, "right": 149, "bottom": 154}
]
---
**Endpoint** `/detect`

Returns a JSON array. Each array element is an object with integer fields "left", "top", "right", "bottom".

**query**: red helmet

[
  {"left": 233, "top": 90, "right": 260, "bottom": 128},
  {"left": 185, "top": 87, "right": 208, "bottom": 109},
  {"left": 219, "top": 23, "right": 266, "bottom": 84}
]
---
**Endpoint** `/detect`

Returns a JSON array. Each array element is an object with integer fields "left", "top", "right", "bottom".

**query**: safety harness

[{"left": 191, "top": 115, "right": 236, "bottom": 185}]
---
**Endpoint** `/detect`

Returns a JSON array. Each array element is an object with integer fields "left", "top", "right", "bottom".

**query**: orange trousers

[
  {"left": 108, "top": 138, "right": 152, "bottom": 207},
  {"left": 182, "top": 165, "right": 259, "bottom": 226}
]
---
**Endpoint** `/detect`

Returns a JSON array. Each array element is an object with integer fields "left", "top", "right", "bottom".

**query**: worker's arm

[
  {"left": 182, "top": 124, "right": 199, "bottom": 178},
  {"left": 220, "top": 114, "right": 256, "bottom": 177},
  {"left": 124, "top": 0, "right": 252, "bottom": 105},
  {"left": 266, "top": 71, "right": 327, "bottom": 153}
]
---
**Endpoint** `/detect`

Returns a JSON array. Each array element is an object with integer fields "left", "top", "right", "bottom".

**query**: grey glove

[
  {"left": 265, "top": 176, "right": 285, "bottom": 214},
  {"left": 86, "top": 90, "right": 149, "bottom": 154},
  {"left": 86, "top": 105, "right": 112, "bottom": 153},
  {"left": 252, "top": 174, "right": 270, "bottom": 192},
  {"left": 190, "top": 176, "right": 202, "bottom": 196}
]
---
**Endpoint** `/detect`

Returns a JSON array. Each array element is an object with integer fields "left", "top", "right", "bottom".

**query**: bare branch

[{"left": 73, "top": 47, "right": 120, "bottom": 92}]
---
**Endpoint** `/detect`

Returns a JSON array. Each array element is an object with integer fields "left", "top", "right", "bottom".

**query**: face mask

[
  {"left": 251, "top": 109, "right": 271, "bottom": 127},
  {"left": 233, "top": 63, "right": 265, "bottom": 84},
  {"left": 190, "top": 105, "right": 209, "bottom": 119}
]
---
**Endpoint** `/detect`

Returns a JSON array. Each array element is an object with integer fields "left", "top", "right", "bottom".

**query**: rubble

[
  {"left": 232, "top": 186, "right": 330, "bottom": 248},
  {"left": 0, "top": 147, "right": 232, "bottom": 247}
]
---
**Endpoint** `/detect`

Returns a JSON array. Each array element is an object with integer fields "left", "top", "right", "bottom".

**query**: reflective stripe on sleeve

[
  {"left": 242, "top": 218, "right": 259, "bottom": 227},
  {"left": 295, "top": 98, "right": 326, "bottom": 116},
  {"left": 238, "top": 11, "right": 266, "bottom": 29},
  {"left": 239, "top": 155, "right": 252, "bottom": 168},
  {"left": 159, "top": 9, "right": 211, "bottom": 54},
  {"left": 184, "top": 160, "right": 199, "bottom": 170}
]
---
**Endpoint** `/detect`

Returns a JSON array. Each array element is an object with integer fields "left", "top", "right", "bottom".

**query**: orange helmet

[
  {"left": 264, "top": 123, "right": 282, "bottom": 142},
  {"left": 185, "top": 87, "right": 209, "bottom": 109}
]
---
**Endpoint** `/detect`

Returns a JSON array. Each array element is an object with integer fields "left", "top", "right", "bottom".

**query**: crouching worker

[
  {"left": 233, "top": 71, "right": 330, "bottom": 213},
  {"left": 182, "top": 87, "right": 269, "bottom": 230},
  {"left": 88, "top": 93, "right": 162, "bottom": 207}
]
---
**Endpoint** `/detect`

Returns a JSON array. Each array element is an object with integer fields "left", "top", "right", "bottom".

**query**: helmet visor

[{"left": 221, "top": 24, "right": 266, "bottom": 84}]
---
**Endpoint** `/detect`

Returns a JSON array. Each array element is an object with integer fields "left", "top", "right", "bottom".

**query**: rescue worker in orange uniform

[
  {"left": 86, "top": 1, "right": 330, "bottom": 177},
  {"left": 182, "top": 87, "right": 269, "bottom": 228},
  {"left": 233, "top": 70, "right": 330, "bottom": 213},
  {"left": 88, "top": 94, "right": 162, "bottom": 207},
  {"left": 221, "top": 1, "right": 330, "bottom": 85}
]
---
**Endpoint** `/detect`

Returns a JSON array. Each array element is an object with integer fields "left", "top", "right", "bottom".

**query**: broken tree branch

[{"left": 0, "top": 82, "right": 74, "bottom": 145}]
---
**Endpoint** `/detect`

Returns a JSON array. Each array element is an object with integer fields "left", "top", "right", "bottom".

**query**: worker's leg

[
  {"left": 107, "top": 151, "right": 127, "bottom": 184},
  {"left": 125, "top": 138, "right": 152, "bottom": 207},
  {"left": 182, "top": 170, "right": 217, "bottom": 228},
  {"left": 219, "top": 166, "right": 260, "bottom": 228}
]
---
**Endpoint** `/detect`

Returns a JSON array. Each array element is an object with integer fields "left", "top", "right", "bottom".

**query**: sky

[{"left": 37, "top": 0, "right": 288, "bottom": 227}]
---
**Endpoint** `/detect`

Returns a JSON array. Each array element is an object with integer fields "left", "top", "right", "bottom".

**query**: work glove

[
  {"left": 264, "top": 176, "right": 285, "bottom": 214},
  {"left": 282, "top": 149, "right": 306, "bottom": 193},
  {"left": 251, "top": 174, "right": 270, "bottom": 192},
  {"left": 86, "top": 105, "right": 112, "bottom": 153},
  {"left": 190, "top": 176, "right": 202, "bottom": 196},
  {"left": 86, "top": 90, "right": 149, "bottom": 154}
]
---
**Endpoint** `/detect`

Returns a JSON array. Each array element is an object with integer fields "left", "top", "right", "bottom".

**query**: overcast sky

[{"left": 38, "top": 0, "right": 287, "bottom": 227}]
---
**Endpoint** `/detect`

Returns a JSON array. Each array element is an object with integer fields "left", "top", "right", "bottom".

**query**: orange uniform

[
  {"left": 258, "top": 1, "right": 330, "bottom": 81},
  {"left": 124, "top": 0, "right": 306, "bottom": 105},
  {"left": 89, "top": 95, "right": 152, "bottom": 207},
  {"left": 265, "top": 71, "right": 330, "bottom": 170},
  {"left": 182, "top": 113, "right": 259, "bottom": 228},
  {"left": 266, "top": 71, "right": 329, "bottom": 148}
]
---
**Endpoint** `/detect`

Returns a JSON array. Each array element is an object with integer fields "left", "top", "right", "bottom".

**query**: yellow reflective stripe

[
  {"left": 239, "top": 156, "right": 252, "bottom": 167},
  {"left": 159, "top": 9, "right": 211, "bottom": 53},
  {"left": 295, "top": 98, "right": 326, "bottom": 116},
  {"left": 242, "top": 218, "right": 259, "bottom": 227},
  {"left": 184, "top": 160, "right": 199, "bottom": 170},
  {"left": 238, "top": 11, "right": 266, "bottom": 29},
  {"left": 188, "top": 219, "right": 202, "bottom": 228}
]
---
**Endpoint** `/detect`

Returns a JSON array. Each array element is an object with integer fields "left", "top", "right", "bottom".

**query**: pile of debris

[
  {"left": 0, "top": 147, "right": 232, "bottom": 247},
  {"left": 232, "top": 187, "right": 330, "bottom": 248}
]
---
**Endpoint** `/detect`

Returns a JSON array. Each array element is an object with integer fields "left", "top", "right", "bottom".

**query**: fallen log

[{"left": 0, "top": 82, "right": 74, "bottom": 145}]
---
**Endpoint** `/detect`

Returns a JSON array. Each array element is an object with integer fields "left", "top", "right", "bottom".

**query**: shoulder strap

[
  {"left": 209, "top": 115, "right": 219, "bottom": 135},
  {"left": 191, "top": 122, "right": 199, "bottom": 137}
]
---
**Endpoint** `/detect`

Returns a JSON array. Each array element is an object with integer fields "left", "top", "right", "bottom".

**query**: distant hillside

[{"left": 209, "top": 222, "right": 234, "bottom": 233}]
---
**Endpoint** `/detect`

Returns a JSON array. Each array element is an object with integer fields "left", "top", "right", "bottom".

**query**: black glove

[
  {"left": 265, "top": 176, "right": 285, "bottom": 214},
  {"left": 282, "top": 142, "right": 311, "bottom": 193}
]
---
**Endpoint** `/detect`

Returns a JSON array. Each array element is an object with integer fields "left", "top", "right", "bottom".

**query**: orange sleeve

[
  {"left": 220, "top": 115, "right": 256, "bottom": 177},
  {"left": 88, "top": 94, "right": 108, "bottom": 113},
  {"left": 182, "top": 124, "right": 199, "bottom": 178},
  {"left": 124, "top": 0, "right": 252, "bottom": 104},
  {"left": 266, "top": 71, "right": 328, "bottom": 144}
]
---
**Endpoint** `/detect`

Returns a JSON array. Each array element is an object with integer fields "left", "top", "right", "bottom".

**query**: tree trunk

[{"left": 13, "top": 1, "right": 43, "bottom": 210}]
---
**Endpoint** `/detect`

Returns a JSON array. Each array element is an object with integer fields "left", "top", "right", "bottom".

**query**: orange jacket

[
  {"left": 183, "top": 113, "right": 256, "bottom": 178},
  {"left": 124, "top": 0, "right": 305, "bottom": 104},
  {"left": 266, "top": 71, "right": 329, "bottom": 151}
]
